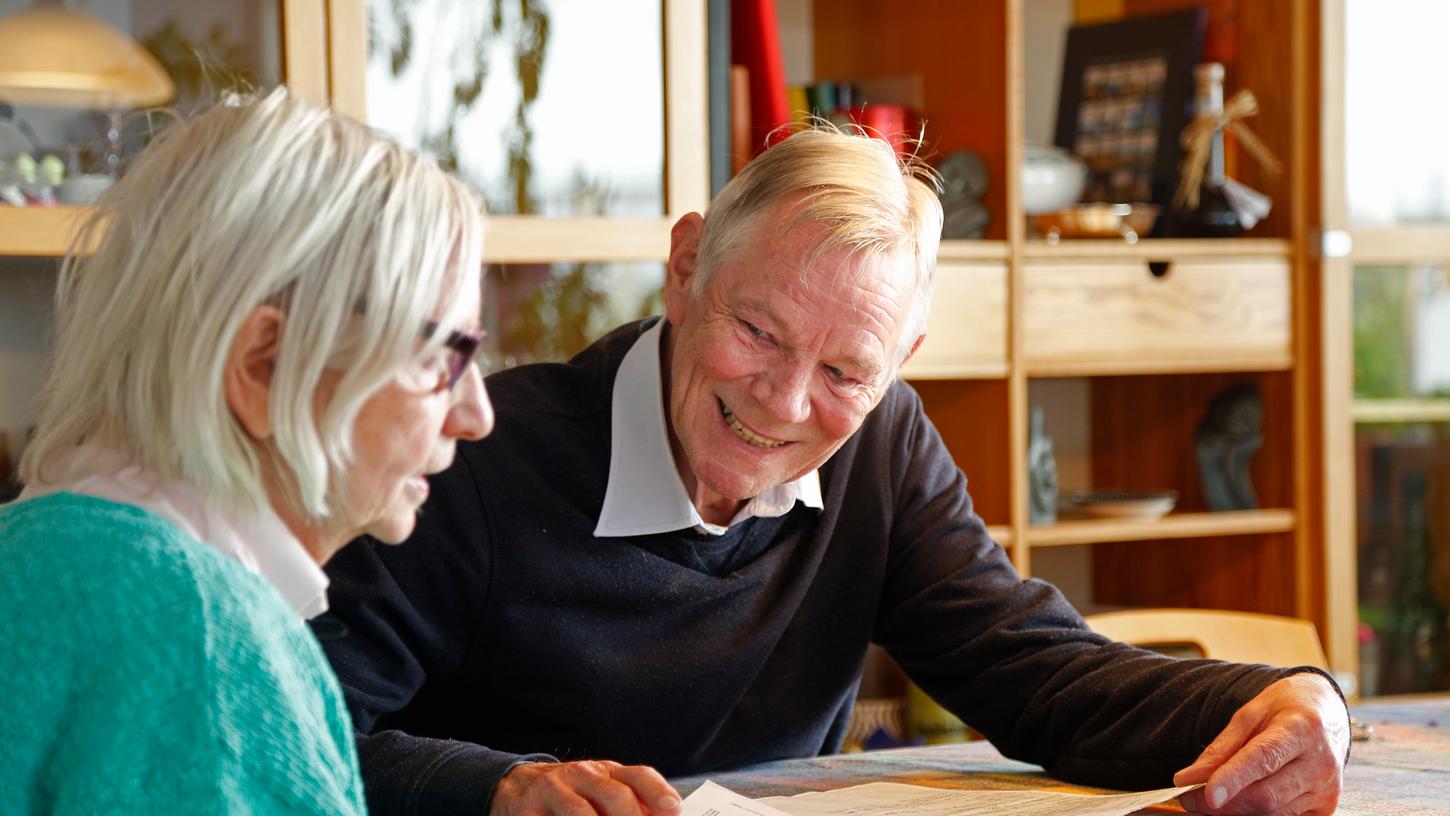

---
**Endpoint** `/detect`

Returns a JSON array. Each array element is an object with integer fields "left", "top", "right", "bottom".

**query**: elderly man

[{"left": 315, "top": 126, "right": 1348, "bottom": 816}]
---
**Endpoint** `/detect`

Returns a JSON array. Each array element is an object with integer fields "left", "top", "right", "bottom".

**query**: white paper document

[
  {"left": 681, "top": 782, "right": 798, "bottom": 816},
  {"left": 682, "top": 779, "right": 1201, "bottom": 816}
]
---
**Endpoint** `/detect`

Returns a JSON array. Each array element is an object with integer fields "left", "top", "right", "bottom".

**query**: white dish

[{"left": 1067, "top": 489, "right": 1178, "bottom": 521}]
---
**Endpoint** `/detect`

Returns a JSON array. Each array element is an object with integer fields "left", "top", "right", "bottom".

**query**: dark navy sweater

[{"left": 316, "top": 319, "right": 1311, "bottom": 816}]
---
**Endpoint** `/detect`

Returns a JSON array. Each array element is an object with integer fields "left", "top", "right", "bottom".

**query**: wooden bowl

[{"left": 1033, "top": 203, "right": 1160, "bottom": 244}]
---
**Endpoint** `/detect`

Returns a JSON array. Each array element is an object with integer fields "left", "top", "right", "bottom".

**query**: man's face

[{"left": 662, "top": 210, "right": 921, "bottom": 512}]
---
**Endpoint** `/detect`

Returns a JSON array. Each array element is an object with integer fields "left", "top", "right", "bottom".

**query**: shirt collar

[
  {"left": 20, "top": 447, "right": 329, "bottom": 618},
  {"left": 593, "top": 319, "right": 823, "bottom": 538}
]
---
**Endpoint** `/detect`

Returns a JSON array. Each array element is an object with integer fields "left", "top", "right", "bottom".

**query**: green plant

[{"left": 1353, "top": 266, "right": 1412, "bottom": 399}]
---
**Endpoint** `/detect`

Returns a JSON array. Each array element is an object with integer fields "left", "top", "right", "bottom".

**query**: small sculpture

[
  {"left": 1195, "top": 385, "right": 1263, "bottom": 511},
  {"left": 937, "top": 150, "right": 990, "bottom": 240},
  {"left": 1028, "top": 405, "right": 1058, "bottom": 524}
]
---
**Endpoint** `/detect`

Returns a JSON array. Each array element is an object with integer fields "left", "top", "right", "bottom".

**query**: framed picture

[{"left": 1054, "top": 9, "right": 1205, "bottom": 219}]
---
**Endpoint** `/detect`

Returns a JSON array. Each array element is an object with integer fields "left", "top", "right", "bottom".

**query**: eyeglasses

[{"left": 424, "top": 321, "right": 484, "bottom": 390}]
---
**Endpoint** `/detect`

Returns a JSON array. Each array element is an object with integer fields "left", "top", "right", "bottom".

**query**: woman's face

[{"left": 328, "top": 280, "right": 493, "bottom": 553}]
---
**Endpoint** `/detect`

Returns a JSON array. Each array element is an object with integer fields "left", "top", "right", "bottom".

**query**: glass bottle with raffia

[{"left": 1177, "top": 62, "right": 1242, "bottom": 237}]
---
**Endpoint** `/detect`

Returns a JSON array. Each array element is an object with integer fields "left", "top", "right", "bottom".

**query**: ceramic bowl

[{"left": 1021, "top": 144, "right": 1087, "bottom": 214}]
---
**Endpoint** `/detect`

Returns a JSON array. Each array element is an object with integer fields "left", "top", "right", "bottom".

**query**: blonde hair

[
  {"left": 21, "top": 88, "right": 485, "bottom": 521},
  {"left": 696, "top": 123, "right": 943, "bottom": 362}
]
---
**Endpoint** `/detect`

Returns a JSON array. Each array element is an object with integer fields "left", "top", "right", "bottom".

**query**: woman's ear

[{"left": 224, "top": 305, "right": 285, "bottom": 440}]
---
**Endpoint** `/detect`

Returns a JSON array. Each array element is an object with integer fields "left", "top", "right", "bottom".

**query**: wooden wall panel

[
  {"left": 910, "top": 379, "right": 1013, "bottom": 526},
  {"left": 1093, "top": 534, "right": 1299, "bottom": 615},
  {"left": 1229, "top": 0, "right": 1294, "bottom": 239},
  {"left": 812, "top": 0, "right": 1009, "bottom": 239}
]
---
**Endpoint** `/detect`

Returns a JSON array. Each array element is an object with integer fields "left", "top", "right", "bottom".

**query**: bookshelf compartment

[{"left": 1088, "top": 371, "right": 1295, "bottom": 515}]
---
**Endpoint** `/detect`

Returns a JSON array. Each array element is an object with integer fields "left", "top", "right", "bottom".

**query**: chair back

[{"left": 1084, "top": 608, "right": 1328, "bottom": 670}]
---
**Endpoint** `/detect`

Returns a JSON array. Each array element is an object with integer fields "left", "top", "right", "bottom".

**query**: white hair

[
  {"left": 21, "top": 88, "right": 486, "bottom": 522},
  {"left": 695, "top": 122, "right": 943, "bottom": 366}
]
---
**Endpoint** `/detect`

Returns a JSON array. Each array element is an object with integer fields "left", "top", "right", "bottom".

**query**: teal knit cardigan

[{"left": 0, "top": 493, "right": 366, "bottom": 814}]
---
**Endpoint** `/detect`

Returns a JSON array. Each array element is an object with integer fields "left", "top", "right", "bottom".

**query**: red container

[{"left": 854, "top": 104, "right": 921, "bottom": 158}]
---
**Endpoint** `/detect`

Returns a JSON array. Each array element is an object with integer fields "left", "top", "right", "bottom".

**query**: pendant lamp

[{"left": 0, "top": 0, "right": 174, "bottom": 109}]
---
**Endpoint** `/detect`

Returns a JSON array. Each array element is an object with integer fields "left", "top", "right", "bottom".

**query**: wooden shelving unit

[{"left": 817, "top": 0, "right": 1335, "bottom": 666}]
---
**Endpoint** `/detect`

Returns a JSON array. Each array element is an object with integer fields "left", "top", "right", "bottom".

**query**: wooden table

[{"left": 672, "top": 695, "right": 1450, "bottom": 815}]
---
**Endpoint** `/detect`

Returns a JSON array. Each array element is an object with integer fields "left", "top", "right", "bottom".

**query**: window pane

[
  {"left": 132, "top": 0, "right": 284, "bottom": 112},
  {"left": 1345, "top": 1, "right": 1450, "bottom": 226},
  {"left": 364, "top": 0, "right": 665, "bottom": 217},
  {"left": 1354, "top": 264, "right": 1450, "bottom": 399},
  {"left": 1355, "top": 423, "right": 1450, "bottom": 696},
  {"left": 483, "top": 261, "right": 664, "bottom": 371},
  {"left": 1354, "top": 262, "right": 1450, "bottom": 695}
]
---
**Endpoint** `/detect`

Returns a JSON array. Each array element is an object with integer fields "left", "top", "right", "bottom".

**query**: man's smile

[{"left": 718, "top": 398, "right": 787, "bottom": 448}]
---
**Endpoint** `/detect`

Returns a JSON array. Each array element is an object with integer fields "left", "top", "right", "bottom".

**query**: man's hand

[
  {"left": 492, "top": 760, "right": 682, "bottom": 816},
  {"left": 1174, "top": 673, "right": 1349, "bottom": 815}
]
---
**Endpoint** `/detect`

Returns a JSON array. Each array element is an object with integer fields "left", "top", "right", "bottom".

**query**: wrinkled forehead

[
  {"left": 718, "top": 223, "right": 917, "bottom": 358},
  {"left": 759, "top": 218, "right": 918, "bottom": 306}
]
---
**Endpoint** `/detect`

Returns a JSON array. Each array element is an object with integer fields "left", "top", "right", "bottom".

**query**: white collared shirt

[
  {"left": 19, "top": 448, "right": 329, "bottom": 619},
  {"left": 593, "top": 319, "right": 824, "bottom": 538}
]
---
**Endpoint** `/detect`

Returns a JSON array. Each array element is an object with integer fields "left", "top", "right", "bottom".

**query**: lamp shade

[{"left": 0, "top": 3, "right": 174, "bottom": 108}]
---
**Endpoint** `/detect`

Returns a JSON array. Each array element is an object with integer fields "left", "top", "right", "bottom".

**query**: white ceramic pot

[
  {"left": 1021, "top": 144, "right": 1087, "bottom": 214},
  {"left": 58, "top": 173, "right": 113, "bottom": 205}
]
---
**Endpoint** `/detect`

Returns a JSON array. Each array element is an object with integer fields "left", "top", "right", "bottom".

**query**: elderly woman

[{"left": 0, "top": 89, "right": 490, "bottom": 813}]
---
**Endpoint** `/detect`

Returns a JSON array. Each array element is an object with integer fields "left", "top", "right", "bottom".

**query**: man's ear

[
  {"left": 664, "top": 212, "right": 705, "bottom": 325},
  {"left": 224, "top": 305, "right": 285, "bottom": 441},
  {"left": 901, "top": 333, "right": 926, "bottom": 368}
]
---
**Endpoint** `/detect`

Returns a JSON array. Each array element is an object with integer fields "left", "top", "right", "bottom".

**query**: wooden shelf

[
  {"left": 938, "top": 239, "right": 1009, "bottom": 261},
  {"left": 986, "top": 524, "right": 1011, "bottom": 545},
  {"left": 1025, "top": 353, "right": 1295, "bottom": 378},
  {"left": 1026, "top": 509, "right": 1297, "bottom": 548},
  {"left": 1022, "top": 238, "right": 1292, "bottom": 261},
  {"left": 0, "top": 206, "right": 94, "bottom": 257}
]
